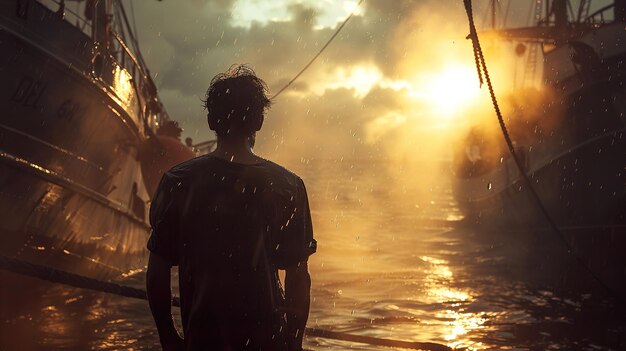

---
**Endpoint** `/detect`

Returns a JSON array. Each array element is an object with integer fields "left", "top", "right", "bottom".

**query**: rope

[
  {"left": 0, "top": 254, "right": 180, "bottom": 306},
  {"left": 306, "top": 328, "right": 452, "bottom": 351},
  {"left": 270, "top": 0, "right": 365, "bottom": 100},
  {"left": 462, "top": 0, "right": 623, "bottom": 302},
  {"left": 0, "top": 254, "right": 452, "bottom": 351}
]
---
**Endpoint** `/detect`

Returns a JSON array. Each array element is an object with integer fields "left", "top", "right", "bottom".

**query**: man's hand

[
  {"left": 284, "top": 261, "right": 311, "bottom": 351},
  {"left": 147, "top": 253, "right": 184, "bottom": 351}
]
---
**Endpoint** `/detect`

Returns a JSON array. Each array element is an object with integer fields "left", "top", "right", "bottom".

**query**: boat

[
  {"left": 0, "top": 0, "right": 195, "bottom": 281},
  {"left": 453, "top": 0, "right": 626, "bottom": 229}
]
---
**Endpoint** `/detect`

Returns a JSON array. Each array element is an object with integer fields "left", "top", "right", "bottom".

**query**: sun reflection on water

[{"left": 420, "top": 255, "right": 488, "bottom": 350}]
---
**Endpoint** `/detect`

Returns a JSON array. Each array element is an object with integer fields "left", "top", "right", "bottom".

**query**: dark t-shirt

[{"left": 147, "top": 155, "right": 316, "bottom": 350}]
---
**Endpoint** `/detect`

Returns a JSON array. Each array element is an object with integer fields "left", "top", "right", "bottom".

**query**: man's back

[{"left": 148, "top": 155, "right": 315, "bottom": 350}]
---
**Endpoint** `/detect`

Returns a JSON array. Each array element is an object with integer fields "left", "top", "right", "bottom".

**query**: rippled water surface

[{"left": 2, "top": 160, "right": 625, "bottom": 350}]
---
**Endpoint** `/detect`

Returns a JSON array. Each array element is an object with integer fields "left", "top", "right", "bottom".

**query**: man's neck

[{"left": 211, "top": 134, "right": 263, "bottom": 164}]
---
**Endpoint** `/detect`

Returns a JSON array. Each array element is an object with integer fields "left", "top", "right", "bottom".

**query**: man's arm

[
  {"left": 284, "top": 261, "right": 311, "bottom": 351},
  {"left": 146, "top": 252, "right": 184, "bottom": 351}
]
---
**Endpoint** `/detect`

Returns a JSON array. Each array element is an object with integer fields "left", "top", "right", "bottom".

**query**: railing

[
  {"left": 109, "top": 31, "right": 148, "bottom": 90},
  {"left": 35, "top": 0, "right": 168, "bottom": 133},
  {"left": 193, "top": 140, "right": 217, "bottom": 155},
  {"left": 36, "top": 0, "right": 151, "bottom": 107},
  {"left": 584, "top": 4, "right": 615, "bottom": 24},
  {"left": 107, "top": 31, "right": 166, "bottom": 133},
  {"left": 37, "top": 0, "right": 92, "bottom": 36}
]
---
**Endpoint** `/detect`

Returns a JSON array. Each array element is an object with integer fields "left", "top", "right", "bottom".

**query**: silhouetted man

[{"left": 146, "top": 65, "right": 316, "bottom": 351}]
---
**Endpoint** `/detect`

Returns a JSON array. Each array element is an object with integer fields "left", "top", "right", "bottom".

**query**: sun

[
  {"left": 411, "top": 65, "right": 482, "bottom": 118},
  {"left": 429, "top": 66, "right": 481, "bottom": 115}
]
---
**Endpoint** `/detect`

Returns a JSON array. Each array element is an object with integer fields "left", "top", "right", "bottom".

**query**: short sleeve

[
  {"left": 272, "top": 178, "right": 317, "bottom": 269},
  {"left": 147, "top": 173, "right": 180, "bottom": 266}
]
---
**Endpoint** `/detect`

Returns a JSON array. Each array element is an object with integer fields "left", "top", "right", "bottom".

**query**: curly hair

[{"left": 203, "top": 64, "right": 271, "bottom": 136}]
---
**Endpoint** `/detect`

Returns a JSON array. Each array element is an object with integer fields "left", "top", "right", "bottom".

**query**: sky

[{"left": 121, "top": 0, "right": 610, "bottom": 164}]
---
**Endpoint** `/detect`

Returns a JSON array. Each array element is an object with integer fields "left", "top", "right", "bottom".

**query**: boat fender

[{"left": 139, "top": 136, "right": 195, "bottom": 196}]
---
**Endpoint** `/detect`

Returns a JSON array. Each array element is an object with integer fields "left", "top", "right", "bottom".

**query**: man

[{"left": 146, "top": 65, "right": 316, "bottom": 351}]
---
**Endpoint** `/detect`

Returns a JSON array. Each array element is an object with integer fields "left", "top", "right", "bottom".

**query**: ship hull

[
  {"left": 454, "top": 129, "right": 626, "bottom": 228},
  {"left": 452, "top": 21, "right": 626, "bottom": 293},
  {"left": 0, "top": 1, "right": 151, "bottom": 281},
  {"left": 453, "top": 126, "right": 626, "bottom": 294},
  {"left": 454, "top": 21, "right": 626, "bottom": 229}
]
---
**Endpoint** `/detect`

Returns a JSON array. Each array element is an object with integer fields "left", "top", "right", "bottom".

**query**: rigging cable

[
  {"left": 462, "top": 0, "right": 624, "bottom": 302},
  {"left": 271, "top": 0, "right": 365, "bottom": 100},
  {"left": 129, "top": 0, "right": 140, "bottom": 48},
  {"left": 116, "top": 0, "right": 149, "bottom": 70}
]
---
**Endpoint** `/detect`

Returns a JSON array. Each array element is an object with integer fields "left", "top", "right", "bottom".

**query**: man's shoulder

[
  {"left": 163, "top": 155, "right": 212, "bottom": 180},
  {"left": 161, "top": 156, "right": 305, "bottom": 190},
  {"left": 260, "top": 160, "right": 304, "bottom": 186}
]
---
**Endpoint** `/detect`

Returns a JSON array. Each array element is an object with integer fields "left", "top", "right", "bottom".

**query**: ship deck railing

[
  {"left": 193, "top": 140, "right": 218, "bottom": 156},
  {"left": 36, "top": 0, "right": 169, "bottom": 127},
  {"left": 584, "top": 4, "right": 616, "bottom": 24},
  {"left": 37, "top": 0, "right": 92, "bottom": 36}
]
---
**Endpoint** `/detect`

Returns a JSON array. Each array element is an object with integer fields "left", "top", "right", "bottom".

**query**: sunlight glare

[
  {"left": 343, "top": 1, "right": 362, "bottom": 16},
  {"left": 412, "top": 65, "right": 481, "bottom": 117}
]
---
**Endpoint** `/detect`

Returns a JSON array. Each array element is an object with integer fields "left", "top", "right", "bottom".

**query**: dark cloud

[
  {"left": 288, "top": 3, "right": 319, "bottom": 31},
  {"left": 131, "top": 0, "right": 499, "bottom": 162},
  {"left": 135, "top": 0, "right": 418, "bottom": 91}
]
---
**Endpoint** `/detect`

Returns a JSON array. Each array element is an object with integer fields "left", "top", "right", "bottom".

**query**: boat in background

[
  {"left": 453, "top": 0, "right": 626, "bottom": 229},
  {"left": 0, "top": 0, "right": 194, "bottom": 280},
  {"left": 452, "top": 0, "right": 626, "bottom": 293}
]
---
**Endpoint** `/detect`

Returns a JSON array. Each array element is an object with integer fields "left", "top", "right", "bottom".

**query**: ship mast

[{"left": 89, "top": 0, "right": 112, "bottom": 48}]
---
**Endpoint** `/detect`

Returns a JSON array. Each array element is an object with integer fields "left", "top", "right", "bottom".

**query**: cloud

[{"left": 132, "top": 0, "right": 518, "bottom": 164}]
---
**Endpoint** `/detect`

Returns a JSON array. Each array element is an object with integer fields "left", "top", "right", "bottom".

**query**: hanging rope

[
  {"left": 462, "top": 0, "right": 623, "bottom": 302},
  {"left": 0, "top": 254, "right": 452, "bottom": 351},
  {"left": 271, "top": 0, "right": 365, "bottom": 100}
]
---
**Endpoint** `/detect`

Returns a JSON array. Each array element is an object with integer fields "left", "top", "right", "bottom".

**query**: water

[{"left": 1, "top": 160, "right": 625, "bottom": 350}]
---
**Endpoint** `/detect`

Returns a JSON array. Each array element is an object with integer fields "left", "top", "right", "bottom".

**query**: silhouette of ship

[
  {"left": 453, "top": 0, "right": 626, "bottom": 230},
  {"left": 0, "top": 0, "right": 195, "bottom": 279}
]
